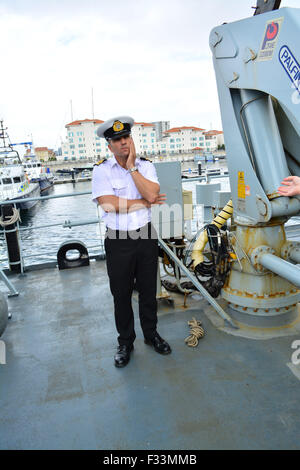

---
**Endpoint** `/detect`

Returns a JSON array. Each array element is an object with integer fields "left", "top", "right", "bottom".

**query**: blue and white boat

[
  {"left": 22, "top": 157, "right": 54, "bottom": 193},
  {"left": 0, "top": 121, "right": 40, "bottom": 210}
]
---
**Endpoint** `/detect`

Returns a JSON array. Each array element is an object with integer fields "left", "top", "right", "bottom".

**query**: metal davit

[{"left": 205, "top": 0, "right": 300, "bottom": 326}]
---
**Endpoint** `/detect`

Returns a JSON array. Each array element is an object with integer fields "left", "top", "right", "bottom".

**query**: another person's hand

[
  {"left": 143, "top": 194, "right": 167, "bottom": 208},
  {"left": 126, "top": 138, "right": 136, "bottom": 170},
  {"left": 277, "top": 176, "right": 300, "bottom": 196}
]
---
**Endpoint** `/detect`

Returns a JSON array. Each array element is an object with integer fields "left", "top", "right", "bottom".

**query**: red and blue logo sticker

[{"left": 258, "top": 17, "right": 283, "bottom": 61}]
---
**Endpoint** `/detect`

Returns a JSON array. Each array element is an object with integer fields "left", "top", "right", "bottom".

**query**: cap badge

[{"left": 113, "top": 120, "right": 124, "bottom": 132}]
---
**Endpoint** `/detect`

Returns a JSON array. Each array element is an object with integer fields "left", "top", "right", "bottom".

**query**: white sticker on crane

[{"left": 279, "top": 45, "right": 300, "bottom": 95}]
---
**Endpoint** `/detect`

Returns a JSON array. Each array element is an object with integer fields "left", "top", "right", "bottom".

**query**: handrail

[{"left": 0, "top": 191, "right": 105, "bottom": 272}]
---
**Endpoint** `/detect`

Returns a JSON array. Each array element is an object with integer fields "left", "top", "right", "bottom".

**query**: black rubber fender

[{"left": 57, "top": 239, "right": 89, "bottom": 270}]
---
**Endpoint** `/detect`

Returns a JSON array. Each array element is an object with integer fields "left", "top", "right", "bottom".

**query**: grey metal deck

[{"left": 0, "top": 260, "right": 300, "bottom": 450}]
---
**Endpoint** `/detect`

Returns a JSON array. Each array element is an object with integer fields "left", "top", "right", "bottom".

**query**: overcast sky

[{"left": 0, "top": 0, "right": 299, "bottom": 150}]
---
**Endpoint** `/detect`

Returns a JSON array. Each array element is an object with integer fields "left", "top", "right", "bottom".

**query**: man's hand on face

[{"left": 126, "top": 138, "right": 136, "bottom": 170}]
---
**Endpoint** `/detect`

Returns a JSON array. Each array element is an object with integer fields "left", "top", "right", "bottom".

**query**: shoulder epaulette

[
  {"left": 140, "top": 157, "right": 152, "bottom": 163},
  {"left": 93, "top": 158, "right": 107, "bottom": 166}
]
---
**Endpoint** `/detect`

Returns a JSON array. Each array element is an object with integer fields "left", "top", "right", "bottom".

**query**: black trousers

[{"left": 104, "top": 222, "right": 158, "bottom": 346}]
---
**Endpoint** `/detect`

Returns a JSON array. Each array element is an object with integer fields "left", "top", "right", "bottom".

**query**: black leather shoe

[
  {"left": 144, "top": 333, "right": 171, "bottom": 355},
  {"left": 114, "top": 344, "right": 134, "bottom": 368}
]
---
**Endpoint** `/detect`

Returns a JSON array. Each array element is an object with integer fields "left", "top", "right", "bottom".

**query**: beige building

[{"left": 34, "top": 147, "right": 56, "bottom": 161}]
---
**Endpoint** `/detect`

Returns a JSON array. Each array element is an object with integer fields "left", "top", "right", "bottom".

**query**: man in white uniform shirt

[{"left": 92, "top": 116, "right": 171, "bottom": 367}]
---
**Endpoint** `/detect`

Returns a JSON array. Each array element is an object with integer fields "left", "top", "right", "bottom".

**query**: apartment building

[
  {"left": 131, "top": 122, "right": 159, "bottom": 156},
  {"left": 203, "top": 130, "right": 225, "bottom": 150},
  {"left": 61, "top": 119, "right": 109, "bottom": 161},
  {"left": 163, "top": 126, "right": 207, "bottom": 154}
]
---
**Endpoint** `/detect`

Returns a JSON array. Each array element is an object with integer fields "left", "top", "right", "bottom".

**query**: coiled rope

[
  {"left": 184, "top": 317, "right": 205, "bottom": 347},
  {"left": 0, "top": 207, "right": 21, "bottom": 227}
]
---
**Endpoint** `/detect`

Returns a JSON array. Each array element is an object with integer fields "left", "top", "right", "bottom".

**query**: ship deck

[{"left": 1, "top": 258, "right": 300, "bottom": 450}]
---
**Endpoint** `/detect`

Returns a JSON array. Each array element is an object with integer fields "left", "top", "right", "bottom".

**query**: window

[
  {"left": 69, "top": 138, "right": 74, "bottom": 143},
  {"left": 151, "top": 133, "right": 155, "bottom": 137},
  {"left": 170, "top": 139, "right": 174, "bottom": 143},
  {"left": 70, "top": 145, "right": 75, "bottom": 149},
  {"left": 170, "top": 144, "right": 175, "bottom": 149},
  {"left": 176, "top": 138, "right": 181, "bottom": 142}
]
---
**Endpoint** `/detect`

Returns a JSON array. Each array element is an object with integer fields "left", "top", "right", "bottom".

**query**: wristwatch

[{"left": 129, "top": 166, "right": 138, "bottom": 173}]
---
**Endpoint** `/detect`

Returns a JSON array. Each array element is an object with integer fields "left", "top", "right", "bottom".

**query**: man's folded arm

[{"left": 97, "top": 195, "right": 149, "bottom": 213}]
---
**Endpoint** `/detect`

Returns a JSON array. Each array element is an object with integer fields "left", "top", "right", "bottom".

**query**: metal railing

[{"left": 0, "top": 190, "right": 106, "bottom": 273}]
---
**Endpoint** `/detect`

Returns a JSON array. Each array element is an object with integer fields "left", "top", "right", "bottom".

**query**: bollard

[{"left": 0, "top": 204, "right": 21, "bottom": 273}]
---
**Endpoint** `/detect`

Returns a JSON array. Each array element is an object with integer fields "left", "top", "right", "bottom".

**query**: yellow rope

[
  {"left": 184, "top": 317, "right": 205, "bottom": 347},
  {"left": 191, "top": 199, "right": 234, "bottom": 268}
]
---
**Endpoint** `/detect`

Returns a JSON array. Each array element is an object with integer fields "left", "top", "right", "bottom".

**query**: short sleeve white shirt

[{"left": 92, "top": 155, "right": 159, "bottom": 231}]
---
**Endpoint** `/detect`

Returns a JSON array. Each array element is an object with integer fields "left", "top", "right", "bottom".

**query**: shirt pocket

[{"left": 111, "top": 179, "right": 128, "bottom": 198}]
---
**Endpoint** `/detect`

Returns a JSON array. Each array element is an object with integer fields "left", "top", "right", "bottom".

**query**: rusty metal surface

[{"left": 224, "top": 223, "right": 300, "bottom": 316}]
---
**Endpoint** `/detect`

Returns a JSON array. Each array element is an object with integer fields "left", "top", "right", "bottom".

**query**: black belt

[{"left": 105, "top": 222, "right": 154, "bottom": 239}]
